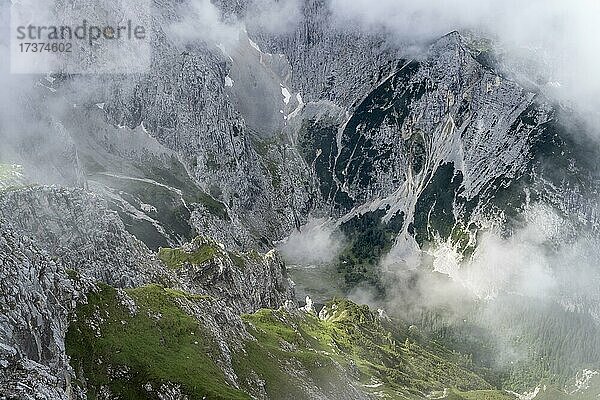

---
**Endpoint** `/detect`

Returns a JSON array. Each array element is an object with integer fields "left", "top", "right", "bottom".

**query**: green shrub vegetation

[
  {"left": 235, "top": 299, "right": 501, "bottom": 399},
  {"left": 157, "top": 236, "right": 247, "bottom": 270},
  {"left": 336, "top": 210, "right": 404, "bottom": 294},
  {"left": 66, "top": 283, "right": 249, "bottom": 400},
  {"left": 158, "top": 243, "right": 219, "bottom": 270},
  {"left": 445, "top": 389, "right": 515, "bottom": 399},
  {"left": 66, "top": 283, "right": 598, "bottom": 399}
]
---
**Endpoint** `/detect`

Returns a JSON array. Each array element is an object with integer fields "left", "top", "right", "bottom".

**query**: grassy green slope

[
  {"left": 67, "top": 279, "right": 595, "bottom": 399},
  {"left": 66, "top": 284, "right": 249, "bottom": 400},
  {"left": 235, "top": 299, "right": 506, "bottom": 399}
]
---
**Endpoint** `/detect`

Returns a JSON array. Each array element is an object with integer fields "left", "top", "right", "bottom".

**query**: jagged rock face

[
  {"left": 290, "top": 32, "right": 542, "bottom": 219},
  {"left": 0, "top": 223, "right": 74, "bottom": 400},
  {"left": 243, "top": 1, "right": 597, "bottom": 234},
  {"left": 237, "top": 3, "right": 600, "bottom": 319},
  {"left": 278, "top": 26, "right": 598, "bottom": 268},
  {"left": 0, "top": 186, "right": 297, "bottom": 398},
  {"left": 160, "top": 236, "right": 295, "bottom": 314},
  {"left": 250, "top": 0, "right": 401, "bottom": 108},
  {"left": 0, "top": 186, "right": 172, "bottom": 288},
  {"left": 4, "top": 0, "right": 597, "bottom": 257},
  {"left": 2, "top": 0, "right": 316, "bottom": 252},
  {"left": 1, "top": 0, "right": 599, "bottom": 397},
  {"left": 0, "top": 184, "right": 296, "bottom": 313},
  {"left": 85, "top": 1, "right": 315, "bottom": 250}
]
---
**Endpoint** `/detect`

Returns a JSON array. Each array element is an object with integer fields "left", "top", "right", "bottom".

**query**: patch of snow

[
  {"left": 427, "top": 389, "right": 448, "bottom": 399},
  {"left": 300, "top": 296, "right": 316, "bottom": 314},
  {"left": 429, "top": 238, "right": 464, "bottom": 278},
  {"left": 570, "top": 369, "right": 599, "bottom": 394},
  {"left": 507, "top": 386, "right": 540, "bottom": 400},
  {"left": 36, "top": 82, "right": 57, "bottom": 93},
  {"left": 377, "top": 309, "right": 390, "bottom": 320},
  {"left": 95, "top": 185, "right": 172, "bottom": 239},
  {"left": 280, "top": 85, "right": 291, "bottom": 104},
  {"left": 95, "top": 172, "right": 184, "bottom": 196},
  {"left": 140, "top": 203, "right": 157, "bottom": 213},
  {"left": 216, "top": 43, "right": 233, "bottom": 62},
  {"left": 248, "top": 37, "right": 261, "bottom": 52},
  {"left": 286, "top": 92, "right": 306, "bottom": 120}
]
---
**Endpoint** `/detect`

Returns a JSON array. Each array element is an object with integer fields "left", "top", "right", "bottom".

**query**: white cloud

[
  {"left": 329, "top": 0, "right": 600, "bottom": 121},
  {"left": 169, "top": 0, "right": 242, "bottom": 49},
  {"left": 278, "top": 218, "right": 344, "bottom": 265},
  {"left": 168, "top": 0, "right": 302, "bottom": 50},
  {"left": 245, "top": 0, "right": 302, "bottom": 34}
]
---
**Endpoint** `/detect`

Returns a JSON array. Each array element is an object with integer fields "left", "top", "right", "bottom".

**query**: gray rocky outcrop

[
  {"left": 0, "top": 186, "right": 172, "bottom": 288},
  {"left": 0, "top": 223, "right": 74, "bottom": 400}
]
